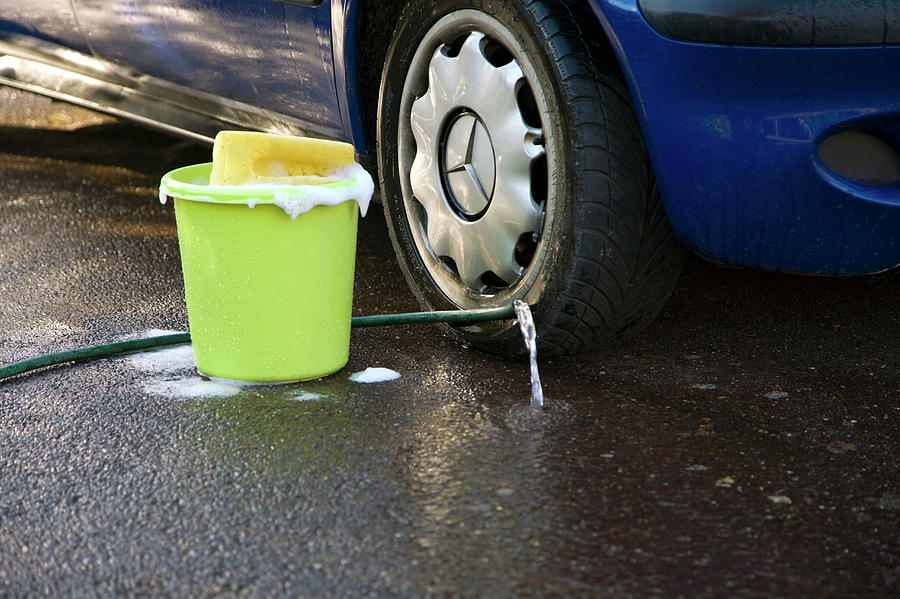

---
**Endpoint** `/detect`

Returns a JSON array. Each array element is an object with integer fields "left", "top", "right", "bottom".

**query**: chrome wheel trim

[{"left": 397, "top": 10, "right": 553, "bottom": 309}]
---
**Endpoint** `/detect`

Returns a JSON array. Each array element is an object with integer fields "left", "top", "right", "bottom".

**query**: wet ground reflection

[{"left": 178, "top": 380, "right": 616, "bottom": 595}]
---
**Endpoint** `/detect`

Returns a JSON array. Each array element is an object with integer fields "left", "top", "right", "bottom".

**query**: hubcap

[
  {"left": 442, "top": 111, "right": 495, "bottom": 218},
  {"left": 399, "top": 11, "right": 551, "bottom": 306}
]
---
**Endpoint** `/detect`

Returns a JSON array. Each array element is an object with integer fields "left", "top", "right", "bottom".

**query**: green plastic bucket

[{"left": 160, "top": 162, "right": 368, "bottom": 382}]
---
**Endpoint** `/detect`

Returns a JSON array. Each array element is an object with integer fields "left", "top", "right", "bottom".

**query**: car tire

[{"left": 377, "top": 0, "right": 683, "bottom": 355}]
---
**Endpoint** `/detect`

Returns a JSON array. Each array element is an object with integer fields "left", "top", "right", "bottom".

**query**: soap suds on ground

[
  {"left": 349, "top": 367, "right": 401, "bottom": 383},
  {"left": 144, "top": 377, "right": 243, "bottom": 398},
  {"left": 121, "top": 330, "right": 244, "bottom": 399},
  {"left": 290, "top": 391, "right": 325, "bottom": 401},
  {"left": 122, "top": 332, "right": 405, "bottom": 397},
  {"left": 119, "top": 330, "right": 341, "bottom": 399}
]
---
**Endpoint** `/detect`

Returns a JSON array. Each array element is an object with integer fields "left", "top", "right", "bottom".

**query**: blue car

[{"left": 2, "top": 1, "right": 898, "bottom": 354}]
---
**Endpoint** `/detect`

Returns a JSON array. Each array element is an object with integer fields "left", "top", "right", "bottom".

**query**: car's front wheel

[{"left": 377, "top": 0, "right": 683, "bottom": 355}]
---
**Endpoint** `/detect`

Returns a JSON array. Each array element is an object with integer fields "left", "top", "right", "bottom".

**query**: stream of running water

[{"left": 513, "top": 300, "right": 544, "bottom": 408}]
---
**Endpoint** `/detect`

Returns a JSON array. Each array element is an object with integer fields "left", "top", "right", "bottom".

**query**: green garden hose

[{"left": 0, "top": 304, "right": 516, "bottom": 383}]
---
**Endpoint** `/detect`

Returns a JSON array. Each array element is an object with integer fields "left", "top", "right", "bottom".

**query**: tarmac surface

[{"left": 0, "top": 90, "right": 898, "bottom": 597}]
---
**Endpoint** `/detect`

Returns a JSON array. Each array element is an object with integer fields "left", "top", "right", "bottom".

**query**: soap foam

[
  {"left": 291, "top": 391, "right": 325, "bottom": 401},
  {"left": 143, "top": 377, "right": 243, "bottom": 398},
  {"left": 270, "top": 162, "right": 374, "bottom": 219},
  {"left": 349, "top": 367, "right": 401, "bottom": 383},
  {"left": 159, "top": 162, "right": 374, "bottom": 219},
  {"left": 123, "top": 340, "right": 193, "bottom": 375},
  {"left": 120, "top": 330, "right": 245, "bottom": 399}
]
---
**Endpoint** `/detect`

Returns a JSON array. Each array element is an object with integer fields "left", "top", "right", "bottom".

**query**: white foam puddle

[
  {"left": 290, "top": 391, "right": 325, "bottom": 401},
  {"left": 119, "top": 331, "right": 337, "bottom": 400},
  {"left": 125, "top": 343, "right": 194, "bottom": 375},
  {"left": 144, "top": 377, "right": 242, "bottom": 398},
  {"left": 120, "top": 331, "right": 245, "bottom": 399},
  {"left": 349, "top": 367, "right": 401, "bottom": 383},
  {"left": 514, "top": 300, "right": 544, "bottom": 408}
]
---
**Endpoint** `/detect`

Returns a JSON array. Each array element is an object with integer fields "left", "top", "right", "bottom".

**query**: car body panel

[
  {"left": 329, "top": 0, "right": 367, "bottom": 156},
  {"left": 636, "top": 0, "right": 900, "bottom": 47},
  {"left": 69, "top": 0, "right": 344, "bottom": 138},
  {"left": 592, "top": 0, "right": 900, "bottom": 275},
  {"left": 0, "top": 4, "right": 90, "bottom": 55}
]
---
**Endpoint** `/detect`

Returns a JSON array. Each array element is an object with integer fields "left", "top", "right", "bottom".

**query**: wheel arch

[
  {"left": 580, "top": 1, "right": 669, "bottom": 192},
  {"left": 341, "top": 0, "right": 409, "bottom": 163},
  {"left": 583, "top": 0, "right": 651, "bottom": 123}
]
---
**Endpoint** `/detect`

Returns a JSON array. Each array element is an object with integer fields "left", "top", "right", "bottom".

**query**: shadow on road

[{"left": 0, "top": 121, "right": 211, "bottom": 175}]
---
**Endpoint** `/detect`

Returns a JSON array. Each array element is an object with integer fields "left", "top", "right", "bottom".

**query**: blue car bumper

[{"left": 595, "top": 1, "right": 900, "bottom": 275}]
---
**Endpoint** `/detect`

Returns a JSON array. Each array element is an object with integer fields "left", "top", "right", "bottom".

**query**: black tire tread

[{"left": 521, "top": 0, "right": 683, "bottom": 355}]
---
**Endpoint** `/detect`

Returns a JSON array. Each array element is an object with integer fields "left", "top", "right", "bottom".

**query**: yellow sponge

[{"left": 209, "top": 131, "right": 355, "bottom": 186}]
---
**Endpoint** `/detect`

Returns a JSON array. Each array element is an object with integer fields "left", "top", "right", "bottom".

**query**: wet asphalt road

[{"left": 0, "top": 90, "right": 898, "bottom": 597}]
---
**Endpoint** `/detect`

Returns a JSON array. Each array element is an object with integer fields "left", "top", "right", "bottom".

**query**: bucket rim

[{"left": 159, "top": 162, "right": 357, "bottom": 205}]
